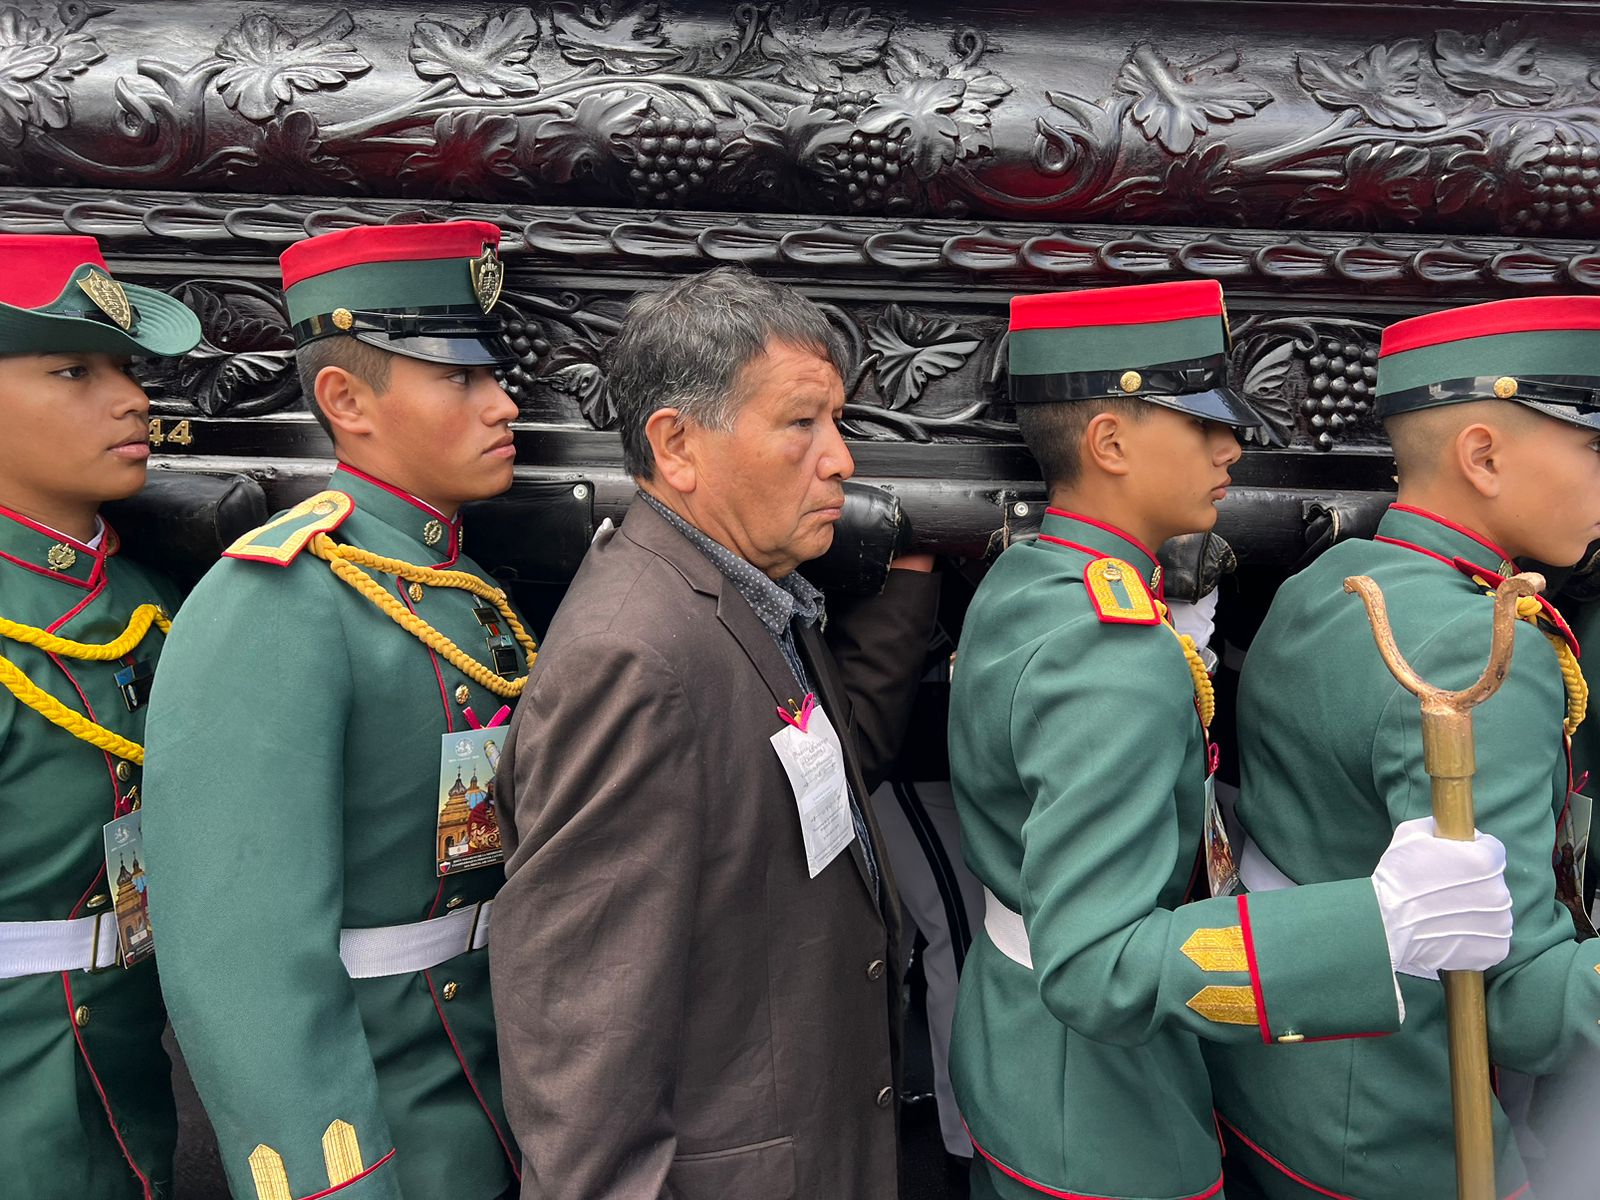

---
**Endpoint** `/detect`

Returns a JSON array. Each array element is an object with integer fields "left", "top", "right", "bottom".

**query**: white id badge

[{"left": 770, "top": 701, "right": 855, "bottom": 878}]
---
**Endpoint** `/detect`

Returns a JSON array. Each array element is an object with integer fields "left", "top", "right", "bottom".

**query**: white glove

[
  {"left": 1372, "top": 816, "right": 1513, "bottom": 979},
  {"left": 1166, "top": 590, "right": 1220, "bottom": 672}
]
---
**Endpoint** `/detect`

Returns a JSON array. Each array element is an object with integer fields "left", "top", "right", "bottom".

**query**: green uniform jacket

[
  {"left": 948, "top": 509, "right": 1399, "bottom": 1200},
  {"left": 143, "top": 466, "right": 528, "bottom": 1200},
  {"left": 0, "top": 505, "right": 179, "bottom": 1200},
  {"left": 1206, "top": 505, "right": 1596, "bottom": 1200}
]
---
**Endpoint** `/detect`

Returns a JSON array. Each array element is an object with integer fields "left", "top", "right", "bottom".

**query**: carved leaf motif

[
  {"left": 758, "top": 3, "right": 892, "bottom": 92},
  {"left": 859, "top": 79, "right": 964, "bottom": 179},
  {"left": 215, "top": 12, "right": 371, "bottom": 122},
  {"left": 538, "top": 343, "right": 612, "bottom": 429},
  {"left": 549, "top": 3, "right": 678, "bottom": 72},
  {"left": 1115, "top": 45, "right": 1272, "bottom": 155},
  {"left": 0, "top": 7, "right": 104, "bottom": 144},
  {"left": 1296, "top": 40, "right": 1444, "bottom": 130},
  {"left": 1286, "top": 141, "right": 1433, "bottom": 228},
  {"left": 531, "top": 90, "right": 648, "bottom": 183},
  {"left": 1239, "top": 341, "right": 1297, "bottom": 445},
  {"left": 1436, "top": 145, "right": 1497, "bottom": 215},
  {"left": 399, "top": 112, "right": 519, "bottom": 197},
  {"left": 866, "top": 304, "right": 981, "bottom": 410},
  {"left": 248, "top": 110, "right": 358, "bottom": 188},
  {"left": 409, "top": 8, "right": 540, "bottom": 98},
  {"left": 1433, "top": 21, "right": 1555, "bottom": 107},
  {"left": 723, "top": 104, "right": 850, "bottom": 200}
]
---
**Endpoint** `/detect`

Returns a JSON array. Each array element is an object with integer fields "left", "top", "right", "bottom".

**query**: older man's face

[{"left": 688, "top": 339, "right": 854, "bottom": 578}]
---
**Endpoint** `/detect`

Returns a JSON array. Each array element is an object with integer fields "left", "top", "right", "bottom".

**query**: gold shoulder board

[
  {"left": 1084, "top": 556, "right": 1159, "bottom": 625},
  {"left": 223, "top": 491, "right": 354, "bottom": 567}
]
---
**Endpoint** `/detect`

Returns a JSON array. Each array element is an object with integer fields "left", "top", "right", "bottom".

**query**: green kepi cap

[
  {"left": 1008, "top": 279, "right": 1275, "bottom": 441},
  {"left": 0, "top": 234, "right": 201, "bottom": 357},
  {"left": 279, "top": 220, "right": 515, "bottom": 366},
  {"left": 1377, "top": 296, "right": 1600, "bottom": 429}
]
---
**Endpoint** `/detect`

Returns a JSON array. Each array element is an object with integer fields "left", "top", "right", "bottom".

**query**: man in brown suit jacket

[{"left": 491, "top": 266, "right": 939, "bottom": 1199}]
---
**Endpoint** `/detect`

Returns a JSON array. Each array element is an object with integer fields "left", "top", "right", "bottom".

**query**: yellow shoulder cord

[
  {"left": 0, "top": 603, "right": 171, "bottom": 764},
  {"left": 1470, "top": 577, "right": 1588, "bottom": 737},
  {"left": 307, "top": 534, "right": 538, "bottom": 699},
  {"left": 1517, "top": 596, "right": 1587, "bottom": 737},
  {"left": 1155, "top": 600, "right": 1216, "bottom": 732}
]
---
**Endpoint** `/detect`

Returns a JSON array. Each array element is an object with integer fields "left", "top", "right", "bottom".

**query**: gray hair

[{"left": 608, "top": 266, "right": 849, "bottom": 480}]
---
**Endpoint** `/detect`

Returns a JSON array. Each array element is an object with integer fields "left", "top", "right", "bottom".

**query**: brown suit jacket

[{"left": 491, "top": 498, "right": 937, "bottom": 1200}]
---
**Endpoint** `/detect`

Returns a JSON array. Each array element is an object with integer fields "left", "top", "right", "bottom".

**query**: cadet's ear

[
  {"left": 315, "top": 365, "right": 376, "bottom": 440},
  {"left": 644, "top": 406, "right": 697, "bottom": 494},
  {"left": 1082, "top": 409, "right": 1132, "bottom": 478},
  {"left": 1456, "top": 422, "right": 1503, "bottom": 498}
]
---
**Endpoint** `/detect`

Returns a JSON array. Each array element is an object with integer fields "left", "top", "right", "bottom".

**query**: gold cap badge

[
  {"left": 1493, "top": 376, "right": 1518, "bottom": 399},
  {"left": 470, "top": 244, "right": 504, "bottom": 313},
  {"left": 467, "top": 241, "right": 502, "bottom": 312},
  {"left": 77, "top": 269, "right": 133, "bottom": 332},
  {"left": 1119, "top": 370, "right": 1143, "bottom": 393}
]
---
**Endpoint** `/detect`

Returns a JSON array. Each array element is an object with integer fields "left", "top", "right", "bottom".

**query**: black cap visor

[
  {"left": 1144, "top": 386, "right": 1285, "bottom": 446},
  {"left": 1510, "top": 396, "right": 1600, "bottom": 431},
  {"left": 352, "top": 329, "right": 516, "bottom": 367}
]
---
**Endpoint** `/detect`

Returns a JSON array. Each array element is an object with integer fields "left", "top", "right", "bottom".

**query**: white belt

[
  {"left": 339, "top": 900, "right": 492, "bottom": 980},
  {"left": 982, "top": 887, "right": 1033, "bottom": 969},
  {"left": 1238, "top": 837, "right": 1298, "bottom": 893},
  {"left": 0, "top": 911, "right": 121, "bottom": 978}
]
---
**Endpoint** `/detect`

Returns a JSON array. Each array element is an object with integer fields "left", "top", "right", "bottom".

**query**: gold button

[
  {"left": 115, "top": 762, "right": 132, "bottom": 781},
  {"left": 74, "top": 1005, "right": 90, "bottom": 1027},
  {"left": 442, "top": 981, "right": 459, "bottom": 1001},
  {"left": 423, "top": 520, "right": 445, "bottom": 546},
  {"left": 454, "top": 685, "right": 470, "bottom": 705},
  {"left": 866, "top": 959, "right": 885, "bottom": 981},
  {"left": 446, "top": 895, "right": 464, "bottom": 909},
  {"left": 408, "top": 583, "right": 424, "bottom": 603},
  {"left": 1277, "top": 1031, "right": 1305, "bottom": 1044},
  {"left": 1119, "top": 370, "right": 1143, "bottom": 393},
  {"left": 331, "top": 307, "right": 354, "bottom": 330},
  {"left": 86, "top": 893, "right": 109, "bottom": 910},
  {"left": 311, "top": 499, "right": 337, "bottom": 516},
  {"left": 875, "top": 1085, "right": 893, "bottom": 1108},
  {"left": 1493, "top": 375, "right": 1518, "bottom": 399}
]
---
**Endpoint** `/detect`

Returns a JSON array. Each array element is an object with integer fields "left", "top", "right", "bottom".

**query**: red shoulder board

[
  {"left": 1084, "top": 556, "right": 1161, "bottom": 625},
  {"left": 1453, "top": 557, "right": 1580, "bottom": 657}
]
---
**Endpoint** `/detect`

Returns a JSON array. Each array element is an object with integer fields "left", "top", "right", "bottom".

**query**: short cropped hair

[
  {"left": 295, "top": 335, "right": 394, "bottom": 438},
  {"left": 608, "top": 266, "right": 849, "bottom": 481},
  {"left": 1017, "top": 397, "right": 1147, "bottom": 490}
]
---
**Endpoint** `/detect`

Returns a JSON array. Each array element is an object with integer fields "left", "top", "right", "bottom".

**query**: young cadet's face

[
  {"left": 1121, "top": 405, "right": 1242, "bottom": 543},
  {"left": 365, "top": 355, "right": 519, "bottom": 510},
  {"left": 1494, "top": 413, "right": 1600, "bottom": 565},
  {"left": 0, "top": 351, "right": 151, "bottom": 514}
]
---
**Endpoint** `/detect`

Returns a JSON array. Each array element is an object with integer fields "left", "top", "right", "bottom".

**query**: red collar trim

[
  {"left": 336, "top": 463, "right": 457, "bottom": 526},
  {"left": 1377, "top": 528, "right": 1581, "bottom": 657},
  {"left": 1043, "top": 507, "right": 1160, "bottom": 570},
  {"left": 1388, "top": 504, "right": 1515, "bottom": 567},
  {"left": 0, "top": 503, "right": 111, "bottom": 590}
]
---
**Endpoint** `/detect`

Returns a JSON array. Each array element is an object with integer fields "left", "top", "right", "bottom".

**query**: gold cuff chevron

[{"left": 1180, "top": 927, "right": 1248, "bottom": 972}]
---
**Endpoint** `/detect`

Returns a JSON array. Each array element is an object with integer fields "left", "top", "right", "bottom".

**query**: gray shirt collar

[{"left": 639, "top": 491, "right": 824, "bottom": 636}]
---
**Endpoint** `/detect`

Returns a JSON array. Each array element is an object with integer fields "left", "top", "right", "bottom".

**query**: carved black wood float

[{"left": 2, "top": 0, "right": 1596, "bottom": 565}]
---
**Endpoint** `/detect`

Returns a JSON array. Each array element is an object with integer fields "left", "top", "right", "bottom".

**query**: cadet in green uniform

[
  {"left": 1206, "top": 296, "right": 1600, "bottom": 1200},
  {"left": 0, "top": 234, "right": 201, "bottom": 1199},
  {"left": 948, "top": 280, "right": 1515, "bottom": 1200},
  {"left": 143, "top": 222, "right": 531, "bottom": 1200}
]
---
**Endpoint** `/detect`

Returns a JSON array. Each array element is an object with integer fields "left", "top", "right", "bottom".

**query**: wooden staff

[{"left": 1343, "top": 571, "right": 1540, "bottom": 1200}]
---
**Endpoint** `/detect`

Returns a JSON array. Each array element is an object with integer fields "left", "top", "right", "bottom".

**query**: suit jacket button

[
  {"left": 86, "top": 893, "right": 110, "bottom": 910},
  {"left": 74, "top": 1005, "right": 91, "bottom": 1027},
  {"left": 442, "top": 981, "right": 459, "bottom": 1001},
  {"left": 446, "top": 895, "right": 464, "bottom": 909},
  {"left": 454, "top": 685, "right": 471, "bottom": 705},
  {"left": 1277, "top": 1031, "right": 1305, "bottom": 1044},
  {"left": 866, "top": 959, "right": 885, "bottom": 981},
  {"left": 115, "top": 761, "right": 132, "bottom": 781},
  {"left": 875, "top": 1086, "right": 893, "bottom": 1109}
]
